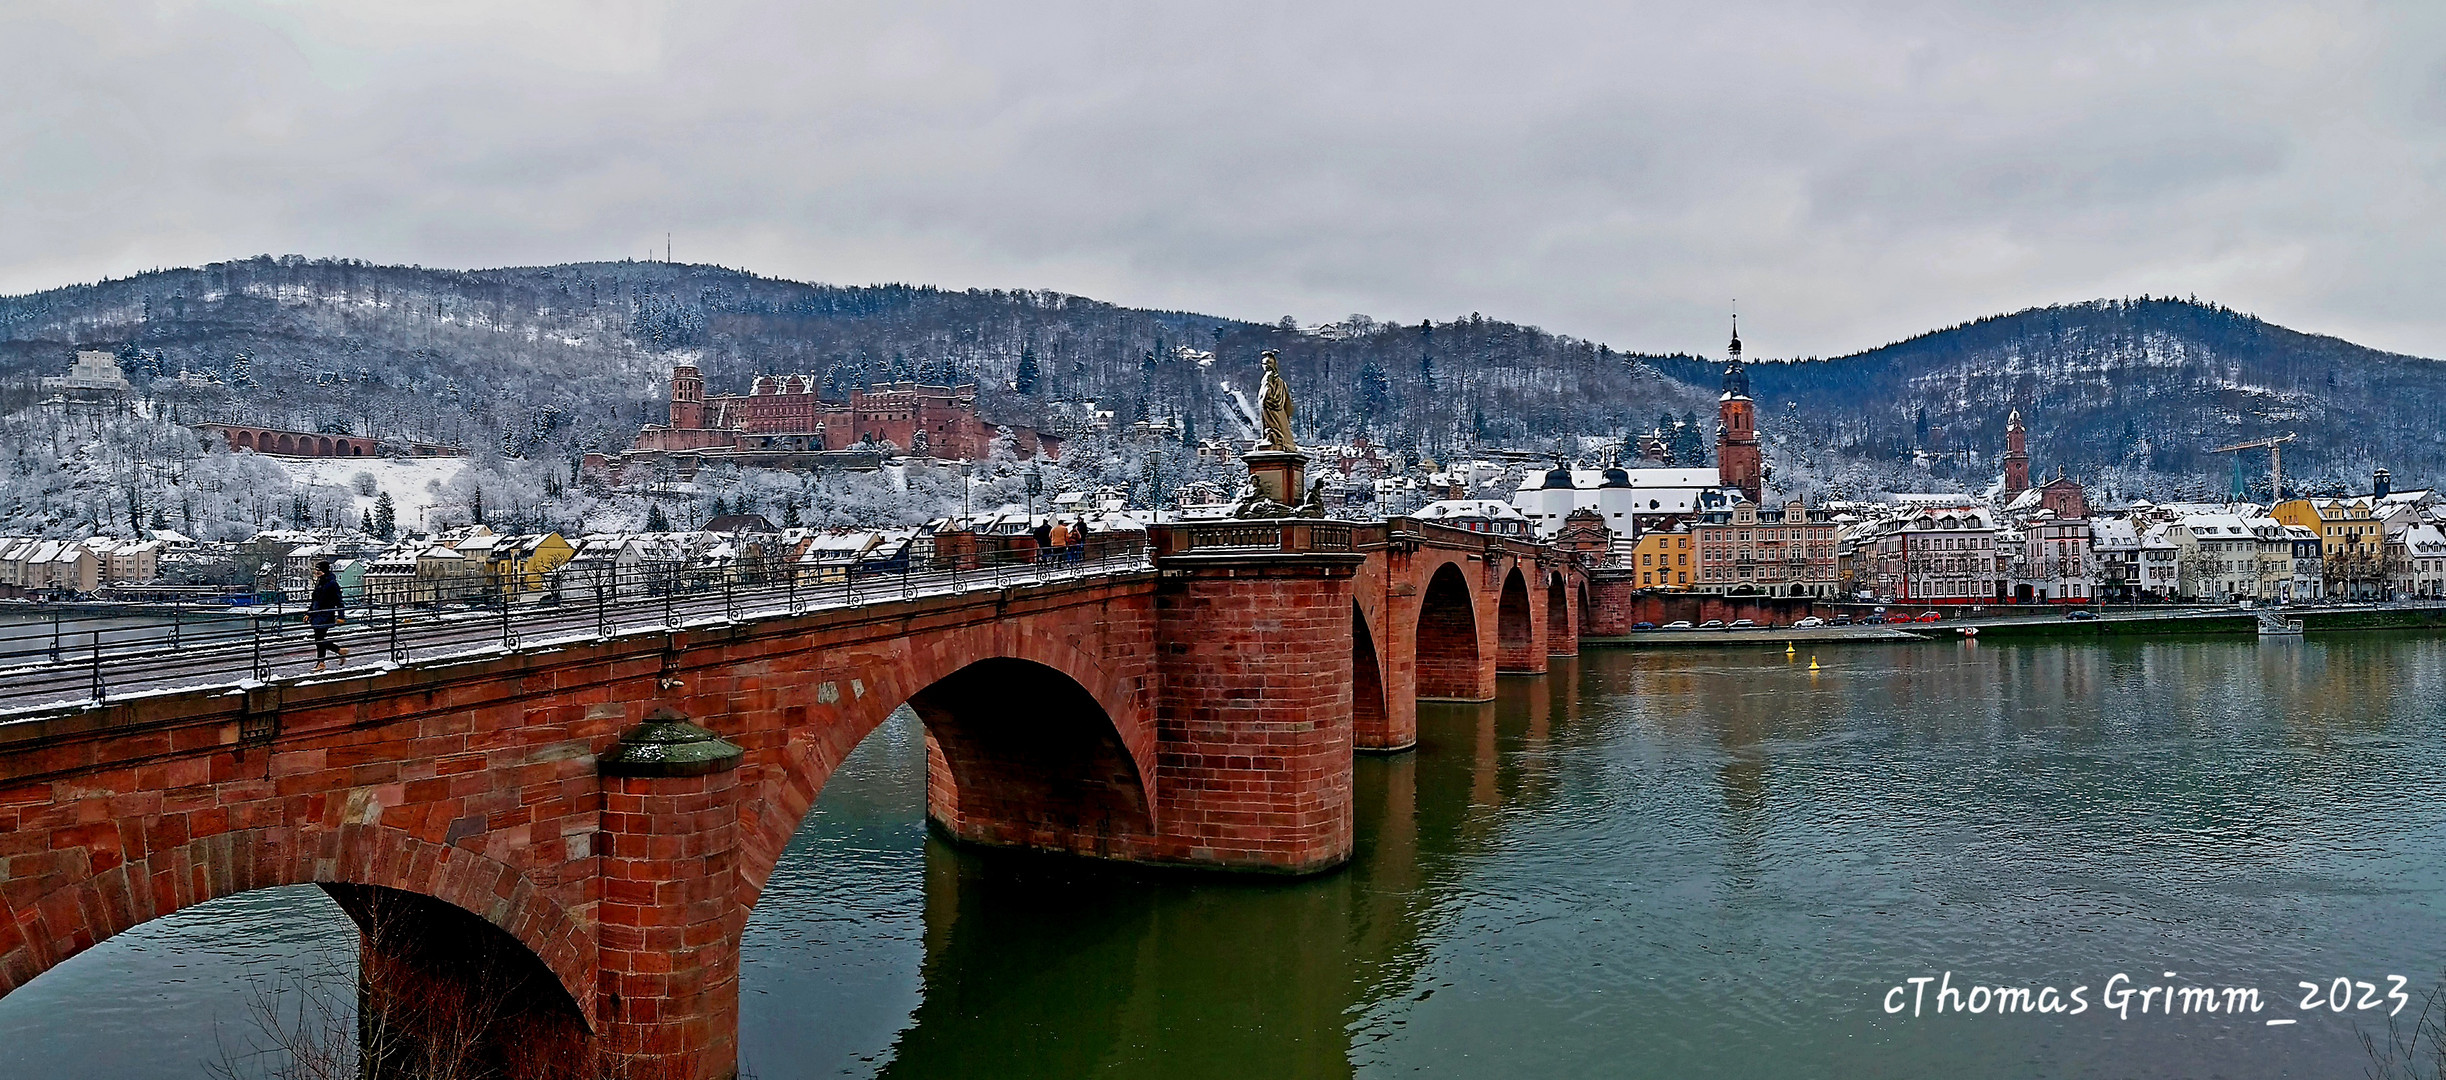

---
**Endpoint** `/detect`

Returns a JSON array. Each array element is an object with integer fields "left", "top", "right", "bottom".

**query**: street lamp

[
  {"left": 1025, "top": 463, "right": 1043, "bottom": 520},
  {"left": 959, "top": 459, "right": 974, "bottom": 522}
]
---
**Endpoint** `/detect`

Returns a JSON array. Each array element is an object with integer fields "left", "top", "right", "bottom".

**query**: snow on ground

[{"left": 276, "top": 456, "right": 468, "bottom": 533}]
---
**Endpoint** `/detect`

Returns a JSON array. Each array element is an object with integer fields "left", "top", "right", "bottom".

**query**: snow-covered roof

[
  {"left": 2176, "top": 514, "right": 2256, "bottom": 536},
  {"left": 1415, "top": 499, "right": 1529, "bottom": 522},
  {"left": 2090, "top": 518, "right": 2141, "bottom": 549},
  {"left": 2404, "top": 523, "right": 2446, "bottom": 555},
  {"left": 1889, "top": 492, "right": 1983, "bottom": 508},
  {"left": 1512, "top": 467, "right": 1719, "bottom": 492}
]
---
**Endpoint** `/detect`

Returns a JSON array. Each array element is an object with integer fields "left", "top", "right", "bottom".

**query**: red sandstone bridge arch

[
  {"left": 1547, "top": 571, "right": 1578, "bottom": 658},
  {"left": 0, "top": 822, "right": 595, "bottom": 1038},
  {"left": 1414, "top": 562, "right": 1485, "bottom": 703},
  {"left": 1496, "top": 567, "right": 1537, "bottom": 674},
  {"left": 721, "top": 623, "right": 1161, "bottom": 914},
  {"left": 1351, "top": 603, "right": 1390, "bottom": 751}
]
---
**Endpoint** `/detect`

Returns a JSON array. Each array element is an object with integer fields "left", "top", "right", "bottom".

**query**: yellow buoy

[
  {"left": 1784, "top": 642, "right": 1796, "bottom": 656},
  {"left": 1808, "top": 656, "right": 1821, "bottom": 671}
]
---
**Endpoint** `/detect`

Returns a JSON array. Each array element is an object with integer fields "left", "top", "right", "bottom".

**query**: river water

[{"left": 7, "top": 636, "right": 2446, "bottom": 1078}]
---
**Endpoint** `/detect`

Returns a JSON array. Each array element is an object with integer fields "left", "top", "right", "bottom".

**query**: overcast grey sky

[{"left": 4, "top": 2, "right": 2441, "bottom": 358}]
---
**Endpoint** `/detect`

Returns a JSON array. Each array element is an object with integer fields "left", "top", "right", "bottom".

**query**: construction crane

[{"left": 2209, "top": 432, "right": 2297, "bottom": 502}]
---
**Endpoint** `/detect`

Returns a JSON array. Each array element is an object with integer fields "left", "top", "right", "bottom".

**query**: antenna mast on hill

[{"left": 666, "top": 233, "right": 672, "bottom": 263}]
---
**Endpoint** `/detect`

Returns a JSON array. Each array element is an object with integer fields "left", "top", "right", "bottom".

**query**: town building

[
  {"left": 1511, "top": 465, "right": 1737, "bottom": 540},
  {"left": 2166, "top": 515, "right": 2268, "bottom": 602},
  {"left": 1694, "top": 499, "right": 1838, "bottom": 597},
  {"left": 2285, "top": 524, "right": 2325, "bottom": 602},
  {"left": 2270, "top": 496, "right": 2388, "bottom": 599},
  {"left": 2090, "top": 518, "right": 2147, "bottom": 602},
  {"left": 1866, "top": 508, "right": 2001, "bottom": 604},
  {"left": 623, "top": 364, "right": 1060, "bottom": 471},
  {"left": 2138, "top": 525, "right": 2182, "bottom": 599},
  {"left": 1411, "top": 499, "right": 1533, "bottom": 538},
  {"left": 1715, "top": 320, "right": 1764, "bottom": 504},
  {"left": 41, "top": 350, "right": 132, "bottom": 402},
  {"left": 2014, "top": 515, "right": 2094, "bottom": 603},
  {"left": 2397, "top": 522, "right": 2446, "bottom": 599},
  {"left": 1624, "top": 528, "right": 1694, "bottom": 590},
  {"left": 2000, "top": 410, "right": 2031, "bottom": 499}
]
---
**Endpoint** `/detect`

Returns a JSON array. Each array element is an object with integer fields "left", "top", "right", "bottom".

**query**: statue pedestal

[{"left": 1243, "top": 450, "right": 1308, "bottom": 505}]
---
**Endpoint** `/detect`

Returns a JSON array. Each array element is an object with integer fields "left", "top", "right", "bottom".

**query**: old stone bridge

[{"left": 0, "top": 517, "right": 1587, "bottom": 1079}]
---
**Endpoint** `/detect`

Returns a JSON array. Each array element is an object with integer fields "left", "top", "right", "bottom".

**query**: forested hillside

[
  {"left": 0, "top": 256, "right": 1711, "bottom": 469},
  {"left": 1651, "top": 297, "right": 2446, "bottom": 502},
  {"left": 2, "top": 260, "right": 2438, "bottom": 528}
]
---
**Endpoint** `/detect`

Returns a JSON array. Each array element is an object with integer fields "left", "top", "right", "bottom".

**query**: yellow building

[
  {"left": 2271, "top": 497, "right": 2382, "bottom": 558},
  {"left": 2270, "top": 498, "right": 2388, "bottom": 598},
  {"left": 1626, "top": 529, "right": 1694, "bottom": 589},
  {"left": 486, "top": 532, "right": 577, "bottom": 596}
]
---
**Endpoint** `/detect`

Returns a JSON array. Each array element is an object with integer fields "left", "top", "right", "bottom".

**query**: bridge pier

[
  {"left": 596, "top": 713, "right": 748, "bottom": 1080},
  {"left": 1153, "top": 539, "right": 1366, "bottom": 874}
]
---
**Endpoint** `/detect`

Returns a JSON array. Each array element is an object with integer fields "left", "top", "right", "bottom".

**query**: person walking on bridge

[{"left": 309, "top": 560, "right": 349, "bottom": 673}]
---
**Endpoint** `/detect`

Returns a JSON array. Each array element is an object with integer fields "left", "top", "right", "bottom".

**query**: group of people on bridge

[{"left": 1030, "top": 517, "right": 1093, "bottom": 564}]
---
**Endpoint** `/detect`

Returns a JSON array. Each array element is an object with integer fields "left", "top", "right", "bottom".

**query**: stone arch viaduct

[
  {"left": 199, "top": 422, "right": 378, "bottom": 457},
  {"left": 0, "top": 518, "right": 1585, "bottom": 1079}
]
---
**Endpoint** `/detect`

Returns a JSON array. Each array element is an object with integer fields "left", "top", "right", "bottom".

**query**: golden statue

[{"left": 1258, "top": 350, "right": 1296, "bottom": 452}]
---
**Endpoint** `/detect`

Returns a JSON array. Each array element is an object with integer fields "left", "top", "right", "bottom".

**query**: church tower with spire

[
  {"left": 1716, "top": 314, "right": 1763, "bottom": 503},
  {"left": 2002, "top": 410, "right": 2030, "bottom": 497}
]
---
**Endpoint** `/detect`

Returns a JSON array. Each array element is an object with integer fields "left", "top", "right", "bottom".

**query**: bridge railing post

[
  {"left": 251, "top": 612, "right": 269, "bottom": 679},
  {"left": 497, "top": 569, "right": 517, "bottom": 650},
  {"left": 88, "top": 629, "right": 103, "bottom": 703},
  {"left": 49, "top": 606, "right": 61, "bottom": 663},
  {"left": 389, "top": 598, "right": 404, "bottom": 664},
  {"left": 723, "top": 569, "right": 736, "bottom": 622}
]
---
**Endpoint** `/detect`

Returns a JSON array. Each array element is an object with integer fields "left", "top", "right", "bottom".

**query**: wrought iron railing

[{"left": 0, "top": 537, "right": 1151, "bottom": 717}]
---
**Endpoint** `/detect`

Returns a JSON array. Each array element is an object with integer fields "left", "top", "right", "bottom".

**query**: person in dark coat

[
  {"left": 1031, "top": 519, "right": 1053, "bottom": 564},
  {"left": 309, "top": 560, "right": 349, "bottom": 672}
]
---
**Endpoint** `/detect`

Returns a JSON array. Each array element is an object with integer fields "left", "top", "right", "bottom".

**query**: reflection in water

[{"left": 8, "top": 638, "right": 2446, "bottom": 1079}]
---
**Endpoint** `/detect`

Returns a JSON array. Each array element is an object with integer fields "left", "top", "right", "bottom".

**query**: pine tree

[
  {"left": 1136, "top": 350, "right": 1157, "bottom": 421},
  {"left": 781, "top": 501, "right": 803, "bottom": 528},
  {"left": 373, "top": 492, "right": 396, "bottom": 539},
  {"left": 470, "top": 486, "right": 484, "bottom": 525},
  {"left": 711, "top": 495, "right": 730, "bottom": 517},
  {"left": 645, "top": 502, "right": 671, "bottom": 532},
  {"left": 1014, "top": 345, "right": 1040, "bottom": 395},
  {"left": 1357, "top": 356, "right": 1392, "bottom": 420}
]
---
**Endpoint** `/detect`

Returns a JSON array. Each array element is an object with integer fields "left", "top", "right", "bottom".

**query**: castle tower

[
  {"left": 1716, "top": 316, "right": 1762, "bottom": 503},
  {"left": 669, "top": 364, "right": 706, "bottom": 430},
  {"left": 2002, "top": 410, "right": 2029, "bottom": 496}
]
